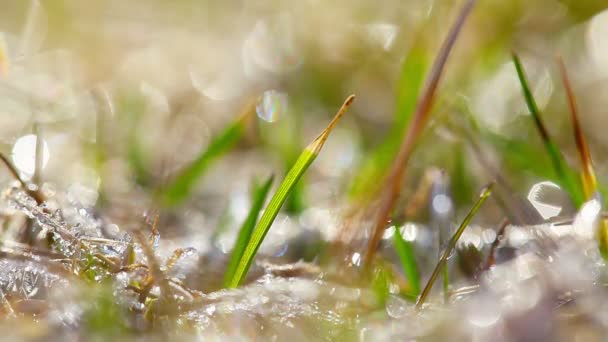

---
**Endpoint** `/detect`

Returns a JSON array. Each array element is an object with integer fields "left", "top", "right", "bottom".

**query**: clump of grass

[
  {"left": 223, "top": 175, "right": 274, "bottom": 287},
  {"left": 416, "top": 183, "right": 493, "bottom": 309},
  {"left": 227, "top": 95, "right": 355, "bottom": 288}
]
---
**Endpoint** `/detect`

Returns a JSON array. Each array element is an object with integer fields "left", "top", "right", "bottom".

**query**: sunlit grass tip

[{"left": 227, "top": 95, "right": 355, "bottom": 288}]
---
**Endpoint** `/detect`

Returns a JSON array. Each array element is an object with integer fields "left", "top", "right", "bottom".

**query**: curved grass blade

[
  {"left": 223, "top": 175, "right": 274, "bottom": 287},
  {"left": 364, "top": 0, "right": 477, "bottom": 267},
  {"left": 227, "top": 95, "right": 355, "bottom": 288},
  {"left": 161, "top": 105, "right": 253, "bottom": 207},
  {"left": 511, "top": 53, "right": 584, "bottom": 206},
  {"left": 416, "top": 183, "right": 493, "bottom": 309},
  {"left": 393, "top": 226, "right": 420, "bottom": 297}
]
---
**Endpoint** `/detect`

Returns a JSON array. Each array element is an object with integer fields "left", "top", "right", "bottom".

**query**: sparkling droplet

[
  {"left": 431, "top": 194, "right": 453, "bottom": 216},
  {"left": 351, "top": 252, "right": 362, "bottom": 267},
  {"left": 11, "top": 134, "right": 50, "bottom": 179},
  {"left": 402, "top": 223, "right": 418, "bottom": 242},
  {"left": 527, "top": 181, "right": 565, "bottom": 219},
  {"left": 365, "top": 23, "right": 398, "bottom": 51},
  {"left": 385, "top": 294, "right": 409, "bottom": 319},
  {"left": 256, "top": 90, "right": 287, "bottom": 123}
]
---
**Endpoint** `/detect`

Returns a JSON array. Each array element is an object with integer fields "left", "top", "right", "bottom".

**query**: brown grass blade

[
  {"left": 0, "top": 153, "right": 44, "bottom": 204},
  {"left": 558, "top": 58, "right": 598, "bottom": 197},
  {"left": 363, "top": 0, "right": 477, "bottom": 267}
]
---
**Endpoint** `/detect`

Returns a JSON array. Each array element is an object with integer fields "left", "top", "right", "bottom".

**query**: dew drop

[
  {"left": 385, "top": 294, "right": 409, "bottom": 319},
  {"left": 256, "top": 90, "right": 287, "bottom": 123},
  {"left": 11, "top": 134, "right": 50, "bottom": 179}
]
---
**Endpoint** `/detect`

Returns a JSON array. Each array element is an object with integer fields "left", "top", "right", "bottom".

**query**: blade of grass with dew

[
  {"left": 558, "top": 58, "right": 608, "bottom": 259},
  {"left": 161, "top": 109, "right": 252, "bottom": 207},
  {"left": 227, "top": 95, "right": 355, "bottom": 288},
  {"left": 364, "top": 0, "right": 476, "bottom": 267},
  {"left": 416, "top": 183, "right": 493, "bottom": 309},
  {"left": 223, "top": 175, "right": 274, "bottom": 287},
  {"left": 393, "top": 226, "right": 420, "bottom": 297},
  {"left": 512, "top": 53, "right": 584, "bottom": 206}
]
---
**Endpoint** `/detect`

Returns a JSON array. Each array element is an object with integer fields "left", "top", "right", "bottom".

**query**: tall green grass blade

[
  {"left": 416, "top": 183, "right": 493, "bottom": 309},
  {"left": 393, "top": 226, "right": 420, "bottom": 297},
  {"left": 511, "top": 53, "right": 584, "bottom": 206},
  {"left": 161, "top": 112, "right": 250, "bottom": 207},
  {"left": 223, "top": 175, "right": 274, "bottom": 287},
  {"left": 227, "top": 95, "right": 355, "bottom": 288}
]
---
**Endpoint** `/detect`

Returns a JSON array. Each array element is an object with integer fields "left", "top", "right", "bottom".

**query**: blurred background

[
  {"left": 3, "top": 1, "right": 608, "bottom": 340},
  {"left": 0, "top": 0, "right": 607, "bottom": 258}
]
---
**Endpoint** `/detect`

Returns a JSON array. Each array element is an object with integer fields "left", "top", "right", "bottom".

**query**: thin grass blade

[
  {"left": 558, "top": 59, "right": 598, "bottom": 198},
  {"left": 161, "top": 106, "right": 253, "bottom": 207},
  {"left": 227, "top": 95, "right": 355, "bottom": 288},
  {"left": 364, "top": 0, "right": 476, "bottom": 267},
  {"left": 393, "top": 226, "right": 421, "bottom": 297},
  {"left": 558, "top": 58, "right": 608, "bottom": 259},
  {"left": 223, "top": 175, "right": 274, "bottom": 287},
  {"left": 416, "top": 183, "right": 493, "bottom": 309},
  {"left": 511, "top": 53, "right": 584, "bottom": 206}
]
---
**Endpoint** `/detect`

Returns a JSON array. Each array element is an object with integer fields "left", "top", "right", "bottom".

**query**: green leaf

[
  {"left": 393, "top": 226, "right": 421, "bottom": 297},
  {"left": 223, "top": 175, "right": 274, "bottom": 288},
  {"left": 227, "top": 95, "right": 355, "bottom": 288},
  {"left": 161, "top": 115, "right": 248, "bottom": 207}
]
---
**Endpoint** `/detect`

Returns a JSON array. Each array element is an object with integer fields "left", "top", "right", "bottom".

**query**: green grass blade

[
  {"left": 223, "top": 175, "right": 274, "bottom": 287},
  {"left": 511, "top": 53, "right": 584, "bottom": 206},
  {"left": 416, "top": 183, "right": 493, "bottom": 309},
  {"left": 227, "top": 95, "right": 355, "bottom": 288},
  {"left": 161, "top": 113, "right": 250, "bottom": 207},
  {"left": 393, "top": 226, "right": 421, "bottom": 297}
]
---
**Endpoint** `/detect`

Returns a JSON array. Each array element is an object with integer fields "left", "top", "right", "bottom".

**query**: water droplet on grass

[
  {"left": 527, "top": 181, "right": 566, "bottom": 219},
  {"left": 402, "top": 223, "right": 418, "bottom": 242},
  {"left": 256, "top": 90, "right": 287, "bottom": 123}
]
